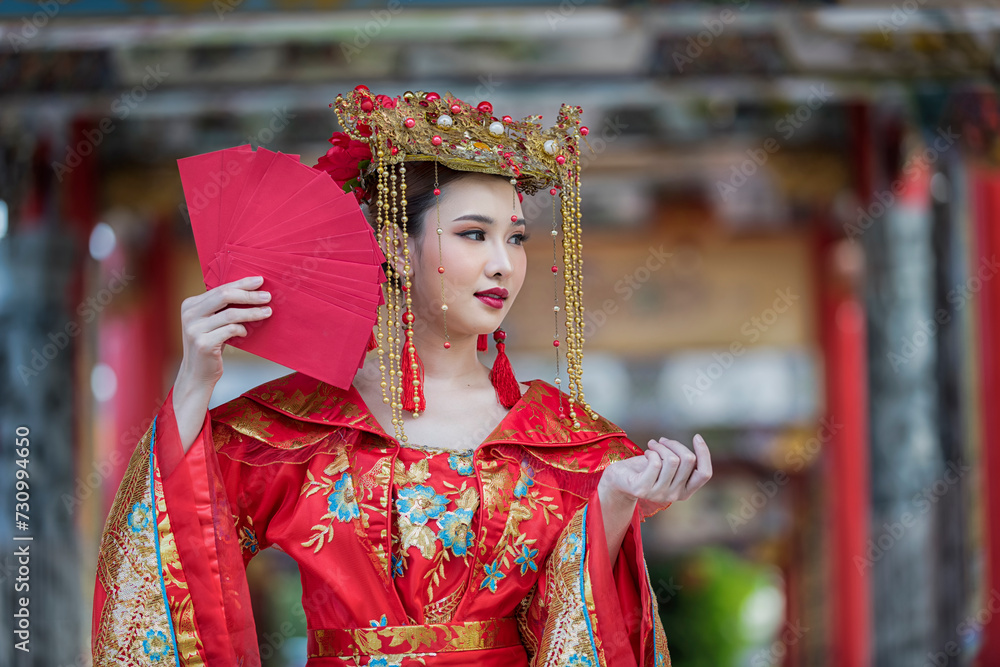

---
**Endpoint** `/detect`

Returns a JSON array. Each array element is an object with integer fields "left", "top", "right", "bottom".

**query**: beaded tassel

[{"left": 488, "top": 329, "right": 521, "bottom": 408}]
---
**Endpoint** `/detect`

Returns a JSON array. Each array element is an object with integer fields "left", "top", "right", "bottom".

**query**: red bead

[
  {"left": 433, "top": 188, "right": 441, "bottom": 196},
  {"left": 390, "top": 146, "right": 398, "bottom": 155},
  {"left": 360, "top": 99, "right": 373, "bottom": 112},
  {"left": 580, "top": 126, "right": 589, "bottom": 136},
  {"left": 404, "top": 117, "right": 416, "bottom": 128},
  {"left": 493, "top": 329, "right": 507, "bottom": 342},
  {"left": 450, "top": 103, "right": 461, "bottom": 113},
  {"left": 425, "top": 92, "right": 440, "bottom": 101},
  {"left": 553, "top": 340, "right": 560, "bottom": 347},
  {"left": 502, "top": 115, "right": 513, "bottom": 123},
  {"left": 354, "top": 84, "right": 370, "bottom": 92},
  {"left": 431, "top": 135, "right": 442, "bottom": 146},
  {"left": 511, "top": 215, "right": 518, "bottom": 222},
  {"left": 443, "top": 341, "right": 451, "bottom": 349},
  {"left": 551, "top": 265, "right": 558, "bottom": 273},
  {"left": 550, "top": 188, "right": 557, "bottom": 195},
  {"left": 555, "top": 155, "right": 566, "bottom": 165},
  {"left": 478, "top": 101, "right": 493, "bottom": 114},
  {"left": 438, "top": 266, "right": 445, "bottom": 274}
]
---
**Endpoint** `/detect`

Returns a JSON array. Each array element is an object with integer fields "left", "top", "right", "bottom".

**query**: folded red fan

[{"left": 177, "top": 144, "right": 386, "bottom": 389}]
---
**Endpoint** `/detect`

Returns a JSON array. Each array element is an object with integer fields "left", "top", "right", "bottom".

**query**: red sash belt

[{"left": 308, "top": 617, "right": 522, "bottom": 657}]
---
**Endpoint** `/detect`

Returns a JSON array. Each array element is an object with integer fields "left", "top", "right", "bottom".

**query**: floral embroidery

[
  {"left": 329, "top": 473, "right": 361, "bottom": 522},
  {"left": 142, "top": 628, "right": 170, "bottom": 661},
  {"left": 568, "top": 654, "right": 595, "bottom": 666},
  {"left": 370, "top": 613, "right": 387, "bottom": 627},
  {"left": 391, "top": 552, "right": 404, "bottom": 578},
  {"left": 301, "top": 468, "right": 367, "bottom": 553},
  {"left": 447, "top": 451, "right": 475, "bottom": 476},
  {"left": 561, "top": 531, "right": 582, "bottom": 563},
  {"left": 513, "top": 458, "right": 536, "bottom": 498},
  {"left": 237, "top": 515, "right": 260, "bottom": 555},
  {"left": 127, "top": 501, "right": 151, "bottom": 534},
  {"left": 480, "top": 560, "right": 506, "bottom": 593},
  {"left": 515, "top": 544, "right": 539, "bottom": 575},
  {"left": 437, "top": 508, "right": 474, "bottom": 557},
  {"left": 396, "top": 484, "right": 448, "bottom": 526}
]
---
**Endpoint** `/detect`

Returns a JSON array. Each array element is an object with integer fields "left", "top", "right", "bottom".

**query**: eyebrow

[{"left": 452, "top": 213, "right": 525, "bottom": 227}]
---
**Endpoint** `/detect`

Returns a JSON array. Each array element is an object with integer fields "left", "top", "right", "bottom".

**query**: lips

[{"left": 474, "top": 288, "right": 508, "bottom": 299}]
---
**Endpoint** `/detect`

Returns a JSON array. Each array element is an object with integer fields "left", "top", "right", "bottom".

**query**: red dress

[{"left": 91, "top": 371, "right": 672, "bottom": 666}]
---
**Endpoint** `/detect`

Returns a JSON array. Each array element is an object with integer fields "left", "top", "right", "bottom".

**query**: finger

[
  {"left": 651, "top": 439, "right": 694, "bottom": 493},
  {"left": 191, "top": 276, "right": 269, "bottom": 319},
  {"left": 635, "top": 447, "right": 662, "bottom": 491},
  {"left": 197, "top": 322, "right": 248, "bottom": 353},
  {"left": 199, "top": 303, "right": 272, "bottom": 337},
  {"left": 686, "top": 433, "right": 714, "bottom": 490}
]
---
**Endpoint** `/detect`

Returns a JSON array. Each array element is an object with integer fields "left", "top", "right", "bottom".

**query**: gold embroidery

[{"left": 310, "top": 617, "right": 522, "bottom": 657}]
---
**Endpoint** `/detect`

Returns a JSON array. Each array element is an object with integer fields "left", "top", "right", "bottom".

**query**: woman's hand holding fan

[{"left": 176, "top": 144, "right": 386, "bottom": 390}]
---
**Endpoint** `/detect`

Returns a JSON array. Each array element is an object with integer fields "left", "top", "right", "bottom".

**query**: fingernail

[
  {"left": 262, "top": 307, "right": 272, "bottom": 315},
  {"left": 696, "top": 433, "right": 704, "bottom": 443}
]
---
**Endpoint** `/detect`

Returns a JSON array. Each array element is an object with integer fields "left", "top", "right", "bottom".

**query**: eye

[
  {"left": 458, "top": 230, "right": 486, "bottom": 241},
  {"left": 509, "top": 232, "right": 530, "bottom": 245}
]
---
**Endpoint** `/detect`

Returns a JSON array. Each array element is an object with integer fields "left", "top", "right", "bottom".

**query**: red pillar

[
  {"left": 819, "top": 103, "right": 873, "bottom": 667},
  {"left": 973, "top": 169, "right": 1000, "bottom": 666}
]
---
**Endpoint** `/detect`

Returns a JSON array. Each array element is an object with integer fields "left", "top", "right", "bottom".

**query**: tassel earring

[
  {"left": 489, "top": 328, "right": 521, "bottom": 408},
  {"left": 401, "top": 309, "right": 424, "bottom": 414},
  {"left": 477, "top": 333, "right": 489, "bottom": 352}
]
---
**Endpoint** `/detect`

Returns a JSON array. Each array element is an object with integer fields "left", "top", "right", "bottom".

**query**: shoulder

[
  {"left": 508, "top": 379, "right": 644, "bottom": 474},
  {"left": 208, "top": 371, "right": 362, "bottom": 451}
]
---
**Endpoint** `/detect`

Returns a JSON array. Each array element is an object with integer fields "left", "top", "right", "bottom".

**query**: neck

[{"left": 409, "top": 326, "right": 489, "bottom": 390}]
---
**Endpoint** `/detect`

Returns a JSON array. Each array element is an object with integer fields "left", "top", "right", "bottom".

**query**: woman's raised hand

[{"left": 171, "top": 275, "right": 272, "bottom": 453}]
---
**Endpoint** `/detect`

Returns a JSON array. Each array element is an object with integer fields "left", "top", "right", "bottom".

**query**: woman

[{"left": 91, "top": 89, "right": 712, "bottom": 667}]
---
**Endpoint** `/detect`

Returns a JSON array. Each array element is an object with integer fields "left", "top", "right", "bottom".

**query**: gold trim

[{"left": 309, "top": 617, "right": 521, "bottom": 657}]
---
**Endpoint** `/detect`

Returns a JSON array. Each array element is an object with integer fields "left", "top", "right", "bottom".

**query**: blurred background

[{"left": 1, "top": 0, "right": 998, "bottom": 666}]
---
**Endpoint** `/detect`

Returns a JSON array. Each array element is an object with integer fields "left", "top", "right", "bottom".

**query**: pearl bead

[
  {"left": 553, "top": 306, "right": 560, "bottom": 311},
  {"left": 489, "top": 121, "right": 505, "bottom": 136},
  {"left": 436, "top": 114, "right": 453, "bottom": 128},
  {"left": 543, "top": 140, "right": 557, "bottom": 155},
  {"left": 554, "top": 378, "right": 561, "bottom": 384},
  {"left": 441, "top": 304, "right": 448, "bottom": 311},
  {"left": 551, "top": 230, "right": 559, "bottom": 236}
]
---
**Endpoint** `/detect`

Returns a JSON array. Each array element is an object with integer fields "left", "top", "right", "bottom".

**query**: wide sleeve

[
  {"left": 91, "top": 385, "right": 279, "bottom": 666},
  {"left": 515, "top": 478, "right": 672, "bottom": 667}
]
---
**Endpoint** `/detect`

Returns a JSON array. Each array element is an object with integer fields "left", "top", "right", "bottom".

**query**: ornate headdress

[{"left": 317, "top": 84, "right": 597, "bottom": 443}]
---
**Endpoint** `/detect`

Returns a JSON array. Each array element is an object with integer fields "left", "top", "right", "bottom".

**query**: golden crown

[{"left": 332, "top": 85, "right": 591, "bottom": 195}]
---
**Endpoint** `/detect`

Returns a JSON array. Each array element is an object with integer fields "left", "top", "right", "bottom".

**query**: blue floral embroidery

[
  {"left": 437, "top": 508, "right": 474, "bottom": 556},
  {"left": 515, "top": 545, "right": 539, "bottom": 575},
  {"left": 568, "top": 654, "right": 594, "bottom": 666},
  {"left": 480, "top": 560, "right": 506, "bottom": 593},
  {"left": 561, "top": 531, "right": 582, "bottom": 563},
  {"left": 328, "top": 473, "right": 361, "bottom": 522},
  {"left": 127, "top": 501, "right": 151, "bottom": 534},
  {"left": 513, "top": 459, "right": 536, "bottom": 498},
  {"left": 396, "top": 484, "right": 448, "bottom": 526},
  {"left": 391, "top": 552, "right": 404, "bottom": 578},
  {"left": 239, "top": 526, "right": 259, "bottom": 554},
  {"left": 368, "top": 658, "right": 389, "bottom": 667},
  {"left": 142, "top": 629, "right": 170, "bottom": 661},
  {"left": 370, "top": 613, "right": 387, "bottom": 628},
  {"left": 447, "top": 451, "right": 475, "bottom": 476}
]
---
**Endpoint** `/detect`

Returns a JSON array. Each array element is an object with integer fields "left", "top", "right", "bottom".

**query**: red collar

[{"left": 239, "top": 372, "right": 626, "bottom": 449}]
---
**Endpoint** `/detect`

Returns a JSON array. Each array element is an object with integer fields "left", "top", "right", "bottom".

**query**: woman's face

[{"left": 404, "top": 174, "right": 529, "bottom": 340}]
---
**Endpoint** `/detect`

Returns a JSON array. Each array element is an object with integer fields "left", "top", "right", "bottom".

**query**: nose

[{"left": 485, "top": 237, "right": 514, "bottom": 278}]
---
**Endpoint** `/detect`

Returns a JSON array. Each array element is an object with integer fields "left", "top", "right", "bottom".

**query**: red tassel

[
  {"left": 489, "top": 329, "right": 521, "bottom": 409},
  {"left": 477, "top": 333, "right": 489, "bottom": 352},
  {"left": 366, "top": 329, "right": 379, "bottom": 352},
  {"left": 401, "top": 312, "right": 425, "bottom": 413}
]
